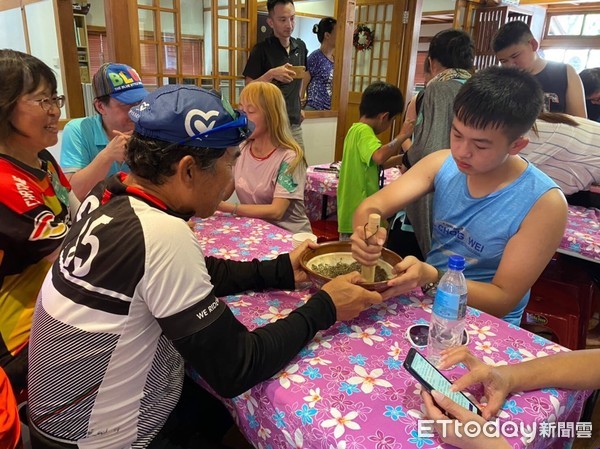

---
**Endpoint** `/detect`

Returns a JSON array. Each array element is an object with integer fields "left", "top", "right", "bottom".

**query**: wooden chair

[{"left": 310, "top": 220, "right": 339, "bottom": 243}]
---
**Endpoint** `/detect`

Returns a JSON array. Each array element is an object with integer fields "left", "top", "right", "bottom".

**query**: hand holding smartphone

[
  {"left": 290, "top": 65, "right": 306, "bottom": 79},
  {"left": 404, "top": 347, "right": 482, "bottom": 416}
]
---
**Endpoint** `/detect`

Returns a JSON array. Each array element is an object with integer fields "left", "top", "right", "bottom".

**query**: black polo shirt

[{"left": 243, "top": 36, "right": 308, "bottom": 125}]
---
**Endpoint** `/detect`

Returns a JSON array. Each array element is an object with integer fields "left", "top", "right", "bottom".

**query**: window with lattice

[{"left": 540, "top": 10, "right": 600, "bottom": 72}]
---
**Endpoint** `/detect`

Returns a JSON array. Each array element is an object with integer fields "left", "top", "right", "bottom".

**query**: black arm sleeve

[
  {"left": 171, "top": 290, "right": 336, "bottom": 398},
  {"left": 205, "top": 253, "right": 295, "bottom": 297}
]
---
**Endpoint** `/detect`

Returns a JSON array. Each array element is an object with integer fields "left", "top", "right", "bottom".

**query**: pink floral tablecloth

[
  {"left": 304, "top": 165, "right": 401, "bottom": 222},
  {"left": 189, "top": 213, "right": 590, "bottom": 449},
  {"left": 559, "top": 205, "right": 600, "bottom": 263}
]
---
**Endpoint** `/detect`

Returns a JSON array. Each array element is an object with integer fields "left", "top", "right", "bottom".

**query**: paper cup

[{"left": 292, "top": 232, "right": 318, "bottom": 249}]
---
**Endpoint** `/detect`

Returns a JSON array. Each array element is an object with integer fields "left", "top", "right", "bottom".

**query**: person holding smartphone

[
  {"left": 404, "top": 348, "right": 482, "bottom": 416},
  {"left": 420, "top": 346, "right": 600, "bottom": 448}
]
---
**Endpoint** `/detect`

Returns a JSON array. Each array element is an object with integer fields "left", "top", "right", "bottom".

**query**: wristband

[
  {"left": 421, "top": 268, "right": 444, "bottom": 295},
  {"left": 402, "top": 152, "right": 412, "bottom": 170},
  {"left": 232, "top": 203, "right": 239, "bottom": 216},
  {"left": 421, "top": 281, "right": 438, "bottom": 295}
]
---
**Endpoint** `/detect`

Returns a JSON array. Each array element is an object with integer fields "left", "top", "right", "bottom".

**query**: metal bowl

[{"left": 299, "top": 241, "right": 403, "bottom": 292}]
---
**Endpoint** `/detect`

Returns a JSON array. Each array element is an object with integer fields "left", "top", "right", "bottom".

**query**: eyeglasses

[
  {"left": 406, "top": 324, "right": 469, "bottom": 349},
  {"left": 30, "top": 95, "right": 66, "bottom": 112}
]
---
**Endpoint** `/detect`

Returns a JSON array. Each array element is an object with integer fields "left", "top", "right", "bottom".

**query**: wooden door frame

[
  {"left": 333, "top": 0, "right": 421, "bottom": 161},
  {"left": 55, "top": 0, "right": 85, "bottom": 119},
  {"left": 396, "top": 0, "right": 422, "bottom": 132},
  {"left": 104, "top": 0, "right": 141, "bottom": 71},
  {"left": 331, "top": 0, "right": 355, "bottom": 162}
]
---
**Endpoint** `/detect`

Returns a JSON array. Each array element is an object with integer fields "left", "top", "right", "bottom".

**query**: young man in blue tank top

[
  {"left": 350, "top": 67, "right": 568, "bottom": 327},
  {"left": 491, "top": 21, "right": 587, "bottom": 119}
]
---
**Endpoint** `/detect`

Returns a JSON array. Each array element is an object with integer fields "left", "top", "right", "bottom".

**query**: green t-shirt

[{"left": 337, "top": 122, "right": 382, "bottom": 234}]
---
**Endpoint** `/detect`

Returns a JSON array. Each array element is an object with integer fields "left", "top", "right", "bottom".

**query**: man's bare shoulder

[
  {"left": 421, "top": 149, "right": 451, "bottom": 166},
  {"left": 524, "top": 188, "right": 568, "bottom": 229},
  {"left": 404, "top": 150, "right": 451, "bottom": 184}
]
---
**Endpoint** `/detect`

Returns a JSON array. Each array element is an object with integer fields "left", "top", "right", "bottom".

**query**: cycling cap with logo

[
  {"left": 129, "top": 84, "right": 252, "bottom": 149},
  {"left": 93, "top": 63, "right": 148, "bottom": 105}
]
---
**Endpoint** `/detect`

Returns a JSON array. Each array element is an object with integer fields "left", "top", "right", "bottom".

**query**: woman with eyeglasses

[
  {"left": 303, "top": 17, "right": 337, "bottom": 111},
  {"left": 218, "top": 81, "right": 312, "bottom": 233},
  {"left": 0, "top": 49, "right": 77, "bottom": 394}
]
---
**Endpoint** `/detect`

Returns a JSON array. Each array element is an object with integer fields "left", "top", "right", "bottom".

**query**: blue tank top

[{"left": 427, "top": 156, "right": 559, "bottom": 326}]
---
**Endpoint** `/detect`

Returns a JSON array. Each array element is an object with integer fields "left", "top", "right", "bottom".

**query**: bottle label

[{"left": 432, "top": 290, "right": 462, "bottom": 320}]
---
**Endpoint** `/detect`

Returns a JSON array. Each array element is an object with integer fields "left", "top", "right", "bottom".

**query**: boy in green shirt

[{"left": 337, "top": 81, "right": 413, "bottom": 237}]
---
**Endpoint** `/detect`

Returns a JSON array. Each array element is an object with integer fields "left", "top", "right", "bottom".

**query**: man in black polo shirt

[{"left": 243, "top": 0, "right": 308, "bottom": 150}]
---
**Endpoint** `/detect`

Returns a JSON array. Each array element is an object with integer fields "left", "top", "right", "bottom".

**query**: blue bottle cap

[{"left": 448, "top": 255, "right": 465, "bottom": 270}]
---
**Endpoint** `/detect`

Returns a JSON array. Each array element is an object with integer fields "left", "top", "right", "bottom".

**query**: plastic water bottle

[{"left": 427, "top": 255, "right": 468, "bottom": 367}]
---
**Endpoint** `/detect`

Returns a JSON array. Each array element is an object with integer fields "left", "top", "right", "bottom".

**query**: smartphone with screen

[{"left": 404, "top": 347, "right": 482, "bottom": 416}]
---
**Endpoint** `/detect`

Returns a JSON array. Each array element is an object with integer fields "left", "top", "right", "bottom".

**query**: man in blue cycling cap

[{"left": 27, "top": 85, "right": 381, "bottom": 449}]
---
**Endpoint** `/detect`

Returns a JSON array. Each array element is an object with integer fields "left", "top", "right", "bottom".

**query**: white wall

[
  {"left": 48, "top": 131, "right": 63, "bottom": 163},
  {"left": 0, "top": 8, "right": 27, "bottom": 51},
  {"left": 0, "top": 0, "right": 63, "bottom": 100},
  {"left": 422, "top": 0, "right": 456, "bottom": 13},
  {"left": 418, "top": 23, "right": 451, "bottom": 52},
  {"left": 418, "top": 0, "right": 457, "bottom": 52},
  {"left": 295, "top": 1, "right": 334, "bottom": 16},
  {"left": 302, "top": 117, "right": 337, "bottom": 165},
  {"left": 294, "top": 16, "right": 321, "bottom": 56},
  {"left": 528, "top": 5, "right": 548, "bottom": 40},
  {"left": 27, "top": 1, "right": 67, "bottom": 119},
  {"left": 87, "top": 0, "right": 106, "bottom": 27}
]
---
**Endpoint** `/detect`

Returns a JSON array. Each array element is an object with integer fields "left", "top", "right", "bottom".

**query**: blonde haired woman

[{"left": 218, "top": 81, "right": 312, "bottom": 233}]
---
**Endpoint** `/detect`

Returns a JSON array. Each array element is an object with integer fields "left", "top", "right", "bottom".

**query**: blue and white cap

[{"left": 129, "top": 85, "right": 252, "bottom": 149}]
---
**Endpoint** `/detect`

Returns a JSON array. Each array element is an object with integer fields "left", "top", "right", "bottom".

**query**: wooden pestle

[{"left": 360, "top": 213, "right": 381, "bottom": 282}]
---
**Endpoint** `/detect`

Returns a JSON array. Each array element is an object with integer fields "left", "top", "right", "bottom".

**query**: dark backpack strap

[{"left": 415, "top": 90, "right": 425, "bottom": 118}]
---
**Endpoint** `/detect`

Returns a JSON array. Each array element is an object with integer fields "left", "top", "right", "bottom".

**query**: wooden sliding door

[{"left": 335, "top": 0, "right": 421, "bottom": 160}]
